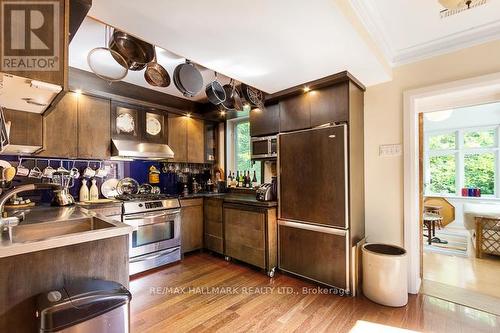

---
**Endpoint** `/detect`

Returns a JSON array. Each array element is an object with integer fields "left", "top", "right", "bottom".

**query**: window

[
  {"left": 227, "top": 118, "right": 262, "bottom": 183},
  {"left": 429, "top": 155, "right": 456, "bottom": 194},
  {"left": 425, "top": 126, "right": 499, "bottom": 197}
]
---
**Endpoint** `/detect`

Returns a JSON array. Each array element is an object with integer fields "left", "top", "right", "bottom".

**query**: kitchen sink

[{"left": 10, "top": 217, "right": 115, "bottom": 243}]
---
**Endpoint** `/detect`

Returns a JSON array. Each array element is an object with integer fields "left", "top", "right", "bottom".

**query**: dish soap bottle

[
  {"left": 79, "top": 179, "right": 89, "bottom": 202},
  {"left": 89, "top": 178, "right": 99, "bottom": 201}
]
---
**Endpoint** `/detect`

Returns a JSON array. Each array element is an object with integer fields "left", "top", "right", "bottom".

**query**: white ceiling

[
  {"left": 350, "top": 0, "right": 500, "bottom": 65},
  {"left": 86, "top": 0, "right": 391, "bottom": 94},
  {"left": 425, "top": 101, "right": 500, "bottom": 131}
]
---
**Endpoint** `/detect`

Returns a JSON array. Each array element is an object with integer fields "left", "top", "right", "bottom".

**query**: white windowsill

[{"left": 425, "top": 194, "right": 500, "bottom": 202}]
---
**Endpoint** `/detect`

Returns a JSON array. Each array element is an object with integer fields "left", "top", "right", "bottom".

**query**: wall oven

[
  {"left": 251, "top": 135, "right": 277, "bottom": 160},
  {"left": 121, "top": 198, "right": 181, "bottom": 275}
]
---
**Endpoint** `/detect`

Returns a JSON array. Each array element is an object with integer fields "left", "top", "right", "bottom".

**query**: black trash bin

[{"left": 36, "top": 279, "right": 132, "bottom": 333}]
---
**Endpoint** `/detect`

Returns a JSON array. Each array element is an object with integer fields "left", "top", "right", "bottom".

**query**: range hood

[{"left": 111, "top": 139, "right": 174, "bottom": 160}]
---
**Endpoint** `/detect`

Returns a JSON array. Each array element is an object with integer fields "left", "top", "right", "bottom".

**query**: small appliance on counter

[{"left": 256, "top": 177, "right": 277, "bottom": 202}]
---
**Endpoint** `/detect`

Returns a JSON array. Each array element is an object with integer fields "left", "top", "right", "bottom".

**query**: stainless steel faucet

[{"left": 0, "top": 183, "right": 63, "bottom": 233}]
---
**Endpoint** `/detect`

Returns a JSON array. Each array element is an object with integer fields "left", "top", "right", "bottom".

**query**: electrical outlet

[{"left": 379, "top": 144, "right": 402, "bottom": 157}]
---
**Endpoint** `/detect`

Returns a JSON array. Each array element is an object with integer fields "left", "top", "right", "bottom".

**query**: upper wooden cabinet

[
  {"left": 250, "top": 103, "right": 280, "bottom": 137},
  {"left": 279, "top": 94, "right": 311, "bottom": 132},
  {"left": 39, "top": 92, "right": 111, "bottom": 159},
  {"left": 77, "top": 95, "right": 111, "bottom": 159},
  {"left": 309, "top": 82, "right": 349, "bottom": 127},
  {"left": 3, "top": 109, "right": 43, "bottom": 150},
  {"left": 187, "top": 118, "right": 205, "bottom": 164},
  {"left": 38, "top": 93, "right": 78, "bottom": 158},
  {"left": 168, "top": 115, "right": 204, "bottom": 163},
  {"left": 168, "top": 115, "right": 188, "bottom": 163},
  {"left": 261, "top": 75, "right": 363, "bottom": 136}
]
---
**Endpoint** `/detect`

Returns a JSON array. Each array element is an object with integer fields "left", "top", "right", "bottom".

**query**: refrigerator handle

[{"left": 278, "top": 220, "right": 347, "bottom": 236}]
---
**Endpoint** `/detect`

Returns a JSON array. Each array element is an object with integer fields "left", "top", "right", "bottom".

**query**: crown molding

[
  {"left": 349, "top": 0, "right": 395, "bottom": 65},
  {"left": 393, "top": 19, "right": 500, "bottom": 65},
  {"left": 349, "top": 0, "right": 500, "bottom": 67}
]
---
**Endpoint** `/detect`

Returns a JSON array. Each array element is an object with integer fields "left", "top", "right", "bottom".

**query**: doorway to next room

[{"left": 420, "top": 102, "right": 500, "bottom": 315}]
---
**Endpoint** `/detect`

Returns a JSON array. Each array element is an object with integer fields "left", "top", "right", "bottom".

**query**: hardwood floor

[
  {"left": 423, "top": 251, "right": 500, "bottom": 299},
  {"left": 130, "top": 252, "right": 500, "bottom": 333}
]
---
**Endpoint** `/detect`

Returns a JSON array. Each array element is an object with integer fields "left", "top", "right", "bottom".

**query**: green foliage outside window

[
  {"left": 427, "top": 129, "right": 497, "bottom": 196},
  {"left": 465, "top": 153, "right": 495, "bottom": 195},
  {"left": 464, "top": 130, "right": 495, "bottom": 148},
  {"left": 235, "top": 121, "right": 261, "bottom": 183},
  {"left": 428, "top": 133, "right": 455, "bottom": 150},
  {"left": 429, "top": 155, "right": 456, "bottom": 194}
]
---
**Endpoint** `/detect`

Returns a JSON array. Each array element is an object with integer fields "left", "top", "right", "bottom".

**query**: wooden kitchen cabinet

[
  {"left": 168, "top": 115, "right": 188, "bottom": 162},
  {"left": 187, "top": 117, "right": 205, "bottom": 163},
  {"left": 250, "top": 103, "right": 280, "bottom": 137},
  {"left": 279, "top": 94, "right": 310, "bottom": 132},
  {"left": 77, "top": 95, "right": 111, "bottom": 159},
  {"left": 38, "top": 92, "right": 78, "bottom": 158},
  {"left": 204, "top": 197, "right": 224, "bottom": 254},
  {"left": 4, "top": 109, "right": 43, "bottom": 149},
  {"left": 309, "top": 82, "right": 349, "bottom": 127},
  {"left": 168, "top": 115, "right": 204, "bottom": 163},
  {"left": 180, "top": 198, "right": 204, "bottom": 254},
  {"left": 279, "top": 223, "right": 347, "bottom": 289},
  {"left": 223, "top": 203, "right": 277, "bottom": 276}
]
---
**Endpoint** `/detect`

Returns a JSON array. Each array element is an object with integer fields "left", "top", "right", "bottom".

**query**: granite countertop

[
  {"left": 0, "top": 205, "right": 132, "bottom": 258},
  {"left": 180, "top": 192, "right": 278, "bottom": 207}
]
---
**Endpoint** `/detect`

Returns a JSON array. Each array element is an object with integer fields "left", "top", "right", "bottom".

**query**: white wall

[{"left": 364, "top": 40, "right": 500, "bottom": 246}]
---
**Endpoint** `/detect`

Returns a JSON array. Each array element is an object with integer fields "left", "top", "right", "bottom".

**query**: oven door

[{"left": 123, "top": 210, "right": 181, "bottom": 258}]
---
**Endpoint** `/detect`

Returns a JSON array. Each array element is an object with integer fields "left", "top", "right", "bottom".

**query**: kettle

[{"left": 51, "top": 171, "right": 75, "bottom": 206}]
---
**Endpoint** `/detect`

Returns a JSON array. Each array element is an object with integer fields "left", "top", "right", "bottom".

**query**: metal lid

[{"left": 37, "top": 279, "right": 131, "bottom": 332}]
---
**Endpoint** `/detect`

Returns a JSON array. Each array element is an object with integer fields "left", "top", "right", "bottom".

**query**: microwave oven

[{"left": 251, "top": 135, "right": 277, "bottom": 160}]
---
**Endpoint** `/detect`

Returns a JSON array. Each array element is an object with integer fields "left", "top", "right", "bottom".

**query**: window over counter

[
  {"left": 226, "top": 117, "right": 262, "bottom": 185},
  {"left": 424, "top": 126, "right": 498, "bottom": 197}
]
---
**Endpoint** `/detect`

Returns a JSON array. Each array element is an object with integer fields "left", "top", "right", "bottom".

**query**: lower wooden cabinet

[
  {"left": 180, "top": 199, "right": 204, "bottom": 254},
  {"left": 204, "top": 197, "right": 224, "bottom": 254},
  {"left": 223, "top": 203, "right": 277, "bottom": 276},
  {"left": 278, "top": 221, "right": 347, "bottom": 289}
]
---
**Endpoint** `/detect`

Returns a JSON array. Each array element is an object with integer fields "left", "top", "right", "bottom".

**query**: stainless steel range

[{"left": 118, "top": 194, "right": 181, "bottom": 275}]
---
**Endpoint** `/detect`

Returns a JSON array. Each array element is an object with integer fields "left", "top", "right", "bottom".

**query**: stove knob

[{"left": 138, "top": 203, "right": 143, "bottom": 207}]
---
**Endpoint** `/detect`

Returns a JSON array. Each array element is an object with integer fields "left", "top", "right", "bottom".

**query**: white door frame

[{"left": 403, "top": 72, "right": 500, "bottom": 294}]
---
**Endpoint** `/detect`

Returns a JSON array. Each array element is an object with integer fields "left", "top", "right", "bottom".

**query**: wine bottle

[
  {"left": 236, "top": 171, "right": 240, "bottom": 187},
  {"left": 252, "top": 170, "right": 258, "bottom": 188},
  {"left": 245, "top": 171, "right": 250, "bottom": 188}
]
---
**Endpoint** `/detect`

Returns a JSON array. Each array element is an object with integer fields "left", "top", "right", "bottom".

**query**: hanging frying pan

[
  {"left": 173, "top": 60, "right": 204, "bottom": 97},
  {"left": 221, "top": 79, "right": 243, "bottom": 110},
  {"left": 205, "top": 72, "right": 226, "bottom": 105},
  {"left": 144, "top": 47, "right": 171, "bottom": 87},
  {"left": 109, "top": 29, "right": 155, "bottom": 71},
  {"left": 221, "top": 82, "right": 235, "bottom": 109},
  {"left": 240, "top": 83, "right": 264, "bottom": 108}
]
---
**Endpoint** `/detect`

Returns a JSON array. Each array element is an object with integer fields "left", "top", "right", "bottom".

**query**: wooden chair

[{"left": 474, "top": 216, "right": 500, "bottom": 258}]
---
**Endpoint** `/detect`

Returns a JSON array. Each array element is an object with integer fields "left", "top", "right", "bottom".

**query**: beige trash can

[{"left": 362, "top": 243, "right": 408, "bottom": 307}]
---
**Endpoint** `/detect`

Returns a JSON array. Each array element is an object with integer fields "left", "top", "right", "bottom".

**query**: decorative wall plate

[
  {"left": 146, "top": 115, "right": 162, "bottom": 136},
  {"left": 116, "top": 113, "right": 135, "bottom": 133}
]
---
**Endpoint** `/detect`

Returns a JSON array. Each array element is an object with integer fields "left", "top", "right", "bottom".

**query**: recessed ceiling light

[{"left": 303, "top": 86, "right": 311, "bottom": 93}]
